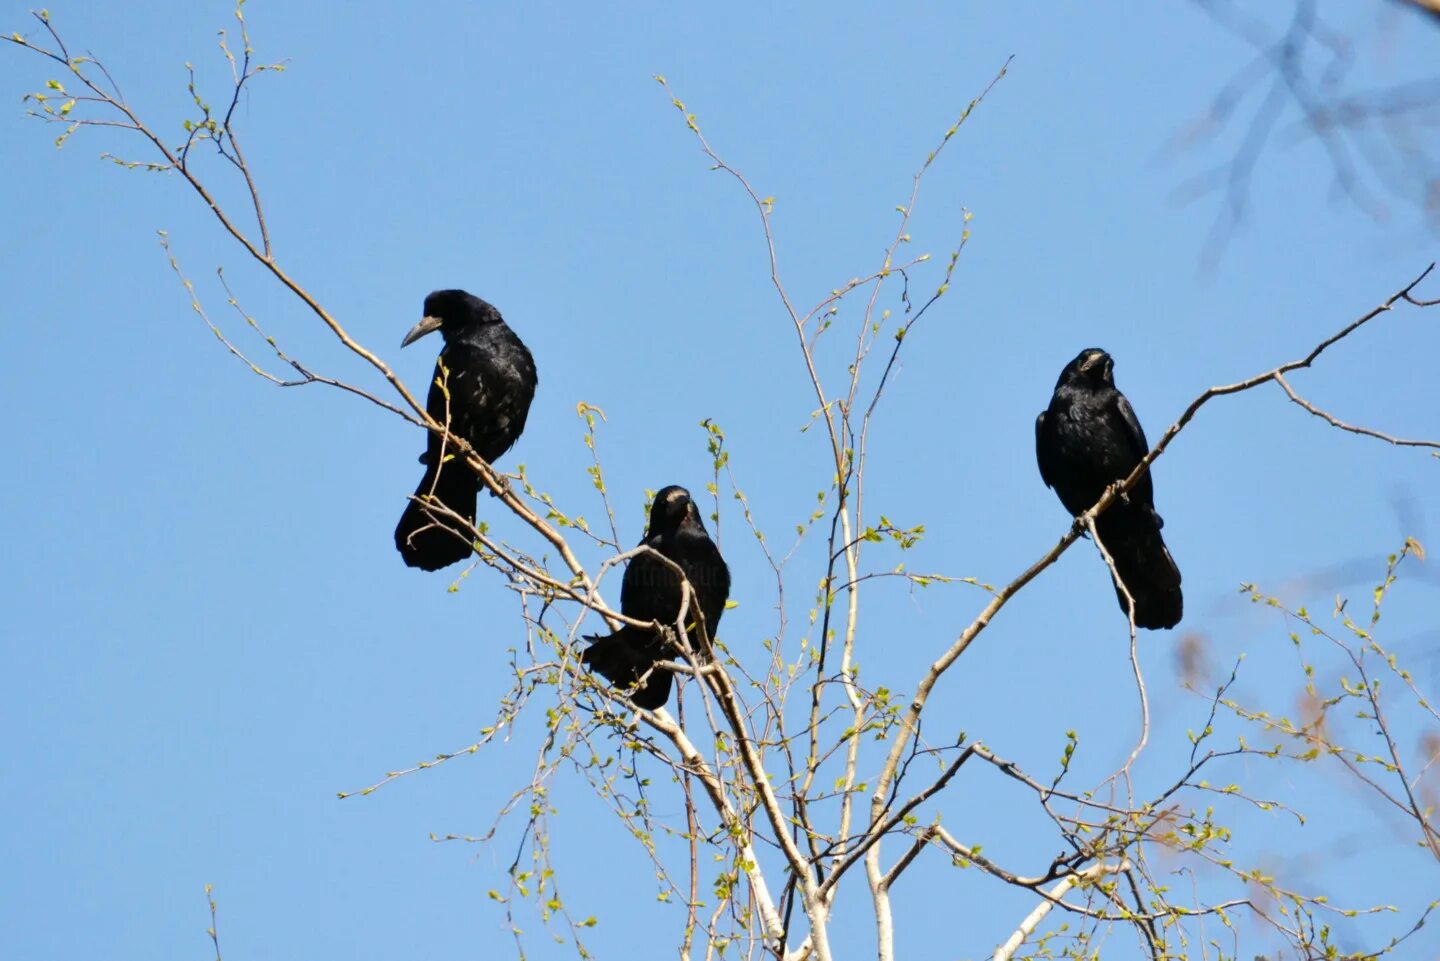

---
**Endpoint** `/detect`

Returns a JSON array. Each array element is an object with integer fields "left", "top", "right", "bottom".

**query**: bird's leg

[
  {"left": 1105, "top": 480, "right": 1131, "bottom": 507},
  {"left": 1071, "top": 516, "right": 1090, "bottom": 539},
  {"left": 486, "top": 471, "right": 514, "bottom": 498}
]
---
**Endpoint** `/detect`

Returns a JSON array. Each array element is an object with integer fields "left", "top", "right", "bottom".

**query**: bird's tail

[
  {"left": 581, "top": 629, "right": 673, "bottom": 710},
  {"left": 1101, "top": 519, "right": 1183, "bottom": 630},
  {"left": 394, "top": 463, "right": 478, "bottom": 571}
]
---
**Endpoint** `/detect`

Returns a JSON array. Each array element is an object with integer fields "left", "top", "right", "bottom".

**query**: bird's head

[
  {"left": 401, "top": 289, "right": 503, "bottom": 347},
  {"left": 648, "top": 485, "right": 706, "bottom": 536},
  {"left": 1059, "top": 347, "right": 1115, "bottom": 388}
]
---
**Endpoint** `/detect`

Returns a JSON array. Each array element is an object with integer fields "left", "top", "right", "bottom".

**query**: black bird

[
  {"left": 582, "top": 486, "right": 731, "bottom": 709},
  {"left": 394, "top": 290, "right": 537, "bottom": 571},
  {"left": 1035, "top": 348, "right": 1183, "bottom": 629}
]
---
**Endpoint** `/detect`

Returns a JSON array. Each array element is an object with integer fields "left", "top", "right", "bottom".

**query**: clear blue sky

[{"left": 2, "top": 3, "right": 1437, "bottom": 959}]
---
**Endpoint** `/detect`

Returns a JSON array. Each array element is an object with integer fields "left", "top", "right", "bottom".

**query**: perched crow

[
  {"left": 582, "top": 486, "right": 731, "bottom": 709},
  {"left": 394, "top": 290, "right": 537, "bottom": 571},
  {"left": 1036, "top": 348, "right": 1183, "bottom": 629}
]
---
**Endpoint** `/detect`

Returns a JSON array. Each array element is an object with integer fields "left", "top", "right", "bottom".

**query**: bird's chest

[
  {"left": 438, "top": 348, "right": 522, "bottom": 398},
  {"left": 1051, "top": 401, "right": 1132, "bottom": 477},
  {"left": 628, "top": 539, "right": 720, "bottom": 617},
  {"left": 432, "top": 346, "right": 529, "bottom": 422}
]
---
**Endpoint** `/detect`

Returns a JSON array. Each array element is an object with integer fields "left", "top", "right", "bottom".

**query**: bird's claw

[{"left": 488, "top": 474, "right": 514, "bottom": 498}]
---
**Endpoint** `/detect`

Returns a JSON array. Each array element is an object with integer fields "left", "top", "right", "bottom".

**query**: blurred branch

[
  {"left": 1234, "top": 542, "right": 1440, "bottom": 861},
  {"left": 1175, "top": 0, "right": 1440, "bottom": 266},
  {"left": 1393, "top": 0, "right": 1440, "bottom": 23}
]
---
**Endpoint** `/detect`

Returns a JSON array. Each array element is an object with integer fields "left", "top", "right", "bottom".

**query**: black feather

[
  {"left": 582, "top": 486, "right": 731, "bottom": 709},
  {"left": 394, "top": 290, "right": 537, "bottom": 571},
  {"left": 1036, "top": 348, "right": 1182, "bottom": 630}
]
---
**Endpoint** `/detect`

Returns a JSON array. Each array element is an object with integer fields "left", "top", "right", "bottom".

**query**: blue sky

[{"left": 2, "top": 3, "right": 1438, "bottom": 959}]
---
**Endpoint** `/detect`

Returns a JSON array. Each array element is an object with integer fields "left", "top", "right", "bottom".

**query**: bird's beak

[{"left": 401, "top": 315, "right": 444, "bottom": 348}]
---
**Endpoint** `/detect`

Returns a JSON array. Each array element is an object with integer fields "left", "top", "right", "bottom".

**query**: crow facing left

[
  {"left": 394, "top": 290, "right": 538, "bottom": 571},
  {"left": 582, "top": 486, "right": 731, "bottom": 710}
]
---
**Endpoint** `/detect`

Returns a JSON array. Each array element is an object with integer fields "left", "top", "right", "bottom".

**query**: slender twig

[{"left": 1274, "top": 372, "right": 1440, "bottom": 449}]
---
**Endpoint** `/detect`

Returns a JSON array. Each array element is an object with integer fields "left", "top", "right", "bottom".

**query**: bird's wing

[
  {"left": 456, "top": 335, "right": 537, "bottom": 463},
  {"left": 1035, "top": 411, "right": 1055, "bottom": 489},
  {"left": 619, "top": 537, "right": 646, "bottom": 617},
  {"left": 422, "top": 347, "right": 487, "bottom": 462},
  {"left": 620, "top": 533, "right": 668, "bottom": 623},
  {"left": 1114, "top": 393, "right": 1151, "bottom": 463},
  {"left": 698, "top": 544, "right": 731, "bottom": 637},
  {"left": 1113, "top": 391, "right": 1162, "bottom": 512}
]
